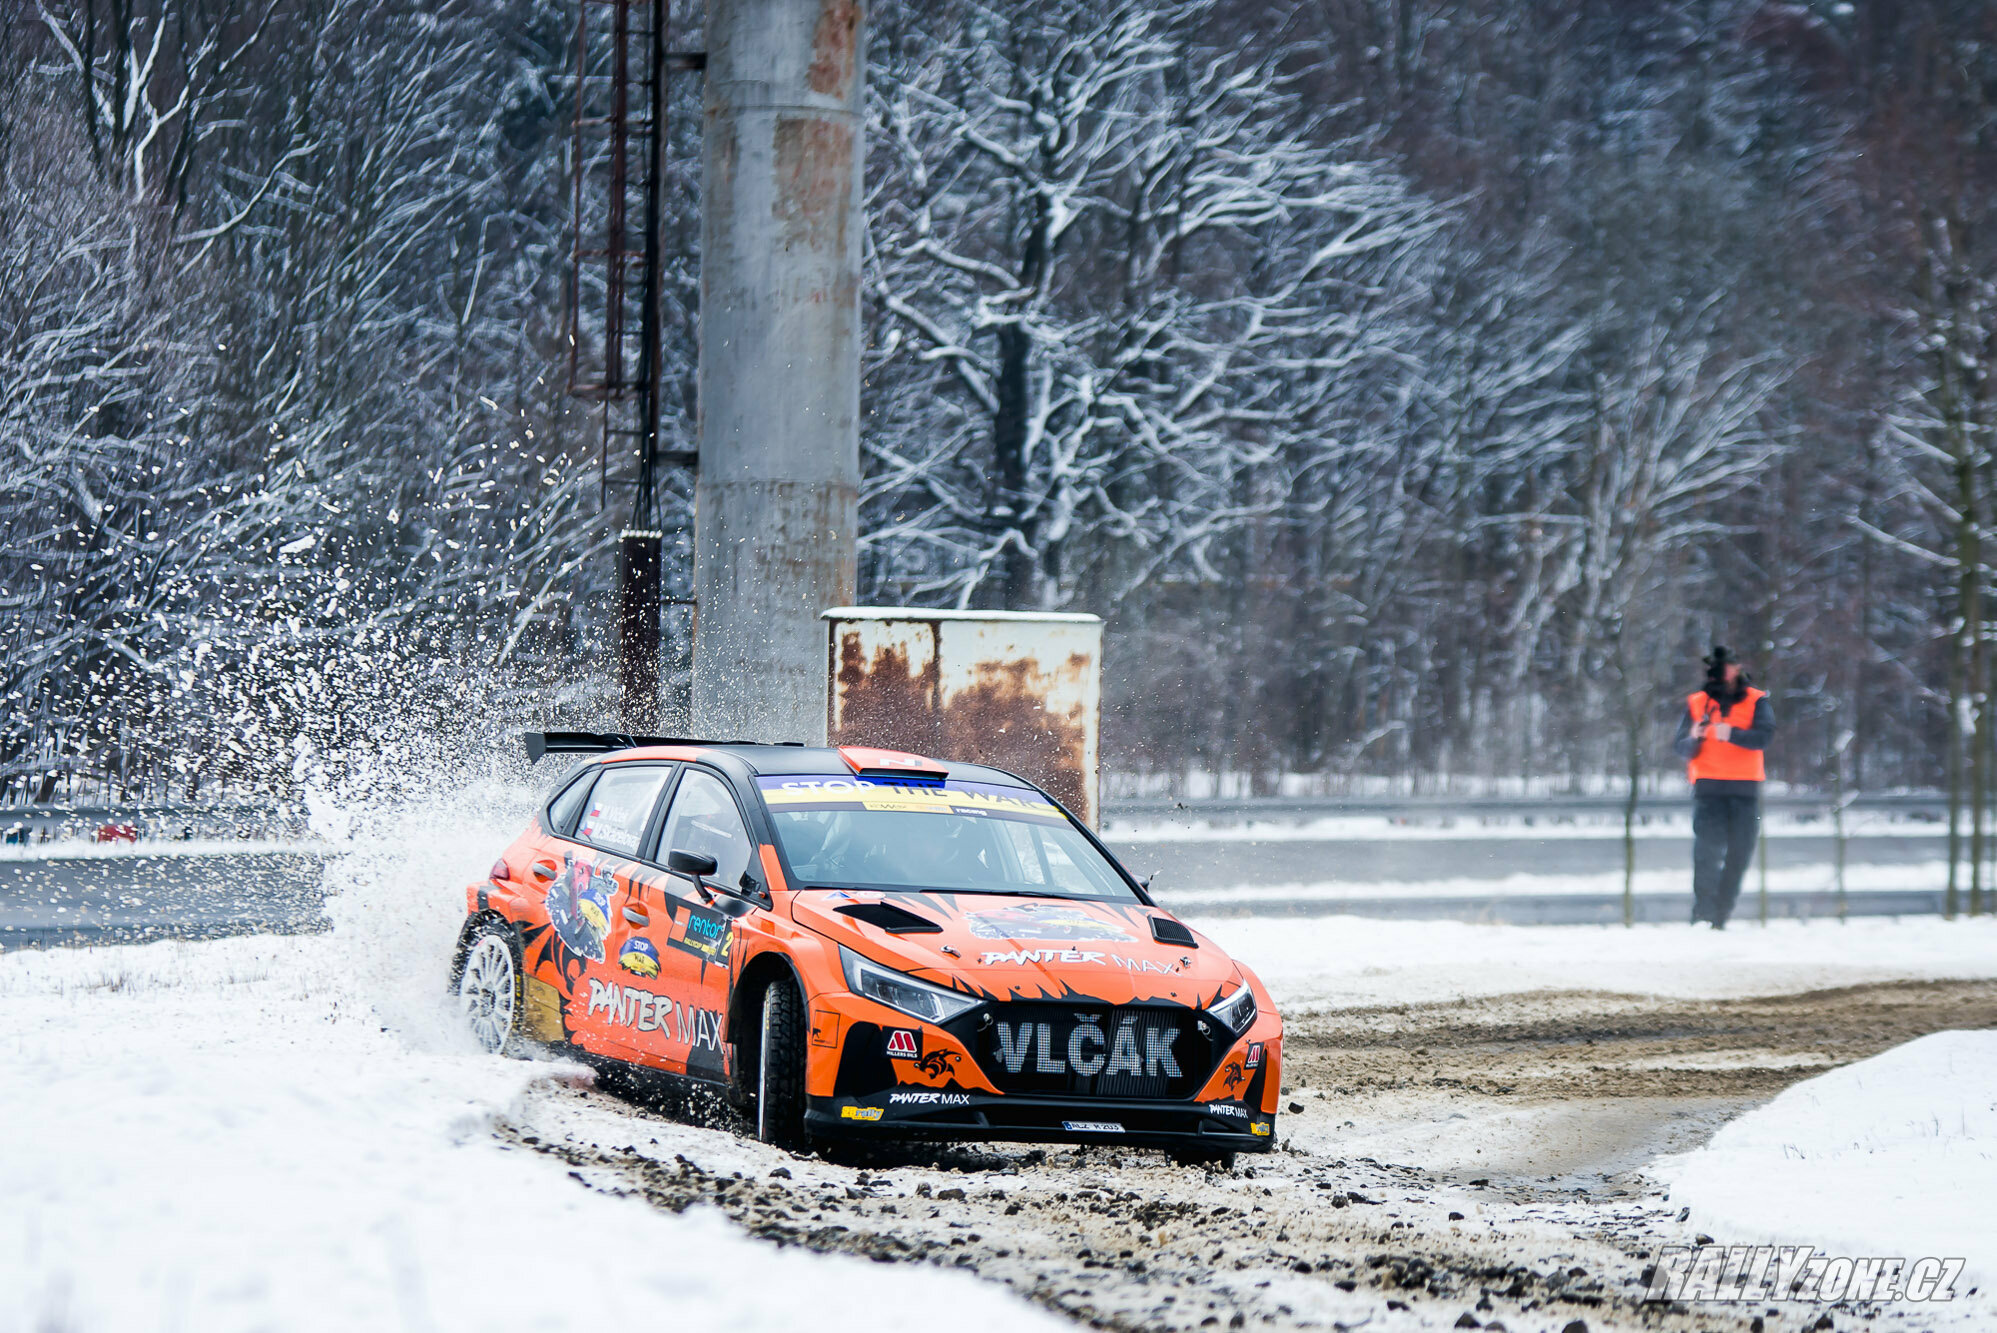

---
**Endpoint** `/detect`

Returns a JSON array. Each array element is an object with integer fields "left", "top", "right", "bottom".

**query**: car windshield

[{"left": 756, "top": 776, "right": 1138, "bottom": 900}]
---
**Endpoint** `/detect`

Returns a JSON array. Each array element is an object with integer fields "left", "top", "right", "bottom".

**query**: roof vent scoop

[
  {"left": 837, "top": 745, "right": 950, "bottom": 785},
  {"left": 835, "top": 902, "right": 945, "bottom": 934},
  {"left": 1150, "top": 915, "right": 1198, "bottom": 948}
]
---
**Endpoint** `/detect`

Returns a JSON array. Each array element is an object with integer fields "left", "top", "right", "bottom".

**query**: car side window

[
  {"left": 658, "top": 770, "right": 753, "bottom": 891},
  {"left": 574, "top": 765, "right": 670, "bottom": 858},
  {"left": 548, "top": 770, "right": 597, "bottom": 836}
]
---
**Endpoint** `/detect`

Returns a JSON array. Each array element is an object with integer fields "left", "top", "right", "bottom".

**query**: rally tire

[
  {"left": 755, "top": 974, "right": 810, "bottom": 1151},
  {"left": 456, "top": 919, "right": 525, "bottom": 1057}
]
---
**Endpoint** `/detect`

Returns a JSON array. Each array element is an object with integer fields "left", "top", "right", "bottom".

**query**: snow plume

[{"left": 301, "top": 697, "right": 544, "bottom": 1053}]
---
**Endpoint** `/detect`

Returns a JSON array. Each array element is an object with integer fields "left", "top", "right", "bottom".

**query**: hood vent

[
  {"left": 1149, "top": 915, "right": 1197, "bottom": 947},
  {"left": 835, "top": 901, "right": 944, "bottom": 934}
]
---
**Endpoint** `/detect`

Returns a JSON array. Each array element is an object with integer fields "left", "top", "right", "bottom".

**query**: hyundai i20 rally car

[{"left": 450, "top": 732, "right": 1282, "bottom": 1160}]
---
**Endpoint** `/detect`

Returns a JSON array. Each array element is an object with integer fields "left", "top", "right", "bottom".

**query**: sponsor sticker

[
  {"left": 913, "top": 1049, "right": 958, "bottom": 1079},
  {"left": 584, "top": 978, "right": 723, "bottom": 1050},
  {"left": 1209, "top": 1102, "right": 1249, "bottom": 1119},
  {"left": 841, "top": 1105, "right": 884, "bottom": 1122},
  {"left": 977, "top": 949, "right": 1177, "bottom": 973},
  {"left": 618, "top": 937, "right": 661, "bottom": 977},
  {"left": 884, "top": 1028, "right": 921, "bottom": 1059},
  {"left": 757, "top": 777, "right": 1065, "bottom": 824},
  {"left": 668, "top": 902, "right": 732, "bottom": 969},
  {"left": 889, "top": 1090, "right": 972, "bottom": 1107},
  {"left": 548, "top": 860, "right": 615, "bottom": 962},
  {"left": 967, "top": 904, "right": 1133, "bottom": 943},
  {"left": 1250, "top": 1121, "right": 1271, "bottom": 1136},
  {"left": 1062, "top": 1120, "right": 1124, "bottom": 1134},
  {"left": 992, "top": 1016, "right": 1181, "bottom": 1079},
  {"left": 1245, "top": 1042, "right": 1263, "bottom": 1068}
]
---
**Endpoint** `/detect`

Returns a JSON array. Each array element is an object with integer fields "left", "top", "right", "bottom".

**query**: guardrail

[
  {"left": 1102, "top": 791, "right": 1950, "bottom": 822},
  {"left": 0, "top": 803, "right": 307, "bottom": 845}
]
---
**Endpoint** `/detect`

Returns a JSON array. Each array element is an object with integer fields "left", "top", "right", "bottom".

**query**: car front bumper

[{"left": 805, "top": 1090, "right": 1276, "bottom": 1150}]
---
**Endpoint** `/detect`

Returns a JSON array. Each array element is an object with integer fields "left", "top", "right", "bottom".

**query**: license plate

[{"left": 1062, "top": 1120, "right": 1124, "bottom": 1134}]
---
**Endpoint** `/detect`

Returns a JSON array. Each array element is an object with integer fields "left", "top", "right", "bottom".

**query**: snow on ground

[
  {"left": 1159, "top": 859, "right": 1947, "bottom": 908},
  {"left": 0, "top": 934, "right": 1069, "bottom": 1333},
  {"left": 5, "top": 751, "right": 1991, "bottom": 1333},
  {"left": 0, "top": 770, "right": 1068, "bottom": 1333},
  {"left": 1191, "top": 913, "right": 1997, "bottom": 1010},
  {"left": 1655, "top": 1030, "right": 1997, "bottom": 1305}
]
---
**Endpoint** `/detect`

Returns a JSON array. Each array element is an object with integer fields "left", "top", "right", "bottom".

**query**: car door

[
  {"left": 637, "top": 766, "right": 754, "bottom": 1081},
  {"left": 555, "top": 762, "right": 675, "bottom": 1060}
]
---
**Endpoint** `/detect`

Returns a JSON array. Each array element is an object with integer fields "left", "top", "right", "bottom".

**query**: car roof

[{"left": 600, "top": 742, "right": 1035, "bottom": 789}]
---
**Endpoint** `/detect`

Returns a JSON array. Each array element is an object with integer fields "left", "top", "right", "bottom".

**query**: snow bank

[
  {"left": 0, "top": 937, "right": 1064, "bottom": 1333},
  {"left": 1160, "top": 859, "right": 1946, "bottom": 907},
  {"left": 1655, "top": 1030, "right": 1997, "bottom": 1300},
  {"left": 1192, "top": 913, "right": 1997, "bottom": 1009}
]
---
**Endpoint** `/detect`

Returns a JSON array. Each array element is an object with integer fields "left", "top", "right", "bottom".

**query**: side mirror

[
  {"left": 667, "top": 849, "right": 719, "bottom": 878},
  {"left": 667, "top": 848, "right": 721, "bottom": 903}
]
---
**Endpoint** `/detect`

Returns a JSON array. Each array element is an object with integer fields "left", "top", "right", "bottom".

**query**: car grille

[{"left": 972, "top": 1003, "right": 1212, "bottom": 1100}]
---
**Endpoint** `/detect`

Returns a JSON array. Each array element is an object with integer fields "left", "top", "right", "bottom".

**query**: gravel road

[{"left": 510, "top": 977, "right": 1997, "bottom": 1332}]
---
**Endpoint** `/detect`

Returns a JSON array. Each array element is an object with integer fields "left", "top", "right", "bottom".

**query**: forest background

[{"left": 6, "top": 0, "right": 1996, "bottom": 812}]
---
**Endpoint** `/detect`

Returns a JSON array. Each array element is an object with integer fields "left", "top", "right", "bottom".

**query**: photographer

[{"left": 1672, "top": 646, "right": 1776, "bottom": 929}]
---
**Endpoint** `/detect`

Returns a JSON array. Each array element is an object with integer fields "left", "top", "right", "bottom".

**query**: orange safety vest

[{"left": 1686, "top": 687, "right": 1767, "bottom": 782}]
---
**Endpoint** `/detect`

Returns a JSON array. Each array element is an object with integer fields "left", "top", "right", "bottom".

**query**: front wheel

[
  {"left": 755, "top": 974, "right": 810, "bottom": 1151},
  {"left": 456, "top": 920, "right": 523, "bottom": 1056}
]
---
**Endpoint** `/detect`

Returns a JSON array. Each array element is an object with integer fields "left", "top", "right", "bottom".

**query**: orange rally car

[{"left": 450, "top": 732, "right": 1282, "bottom": 1161}]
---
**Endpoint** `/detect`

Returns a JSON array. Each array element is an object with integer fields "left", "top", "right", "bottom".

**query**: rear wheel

[
  {"left": 1172, "top": 1149, "right": 1238, "bottom": 1171},
  {"left": 456, "top": 921, "right": 522, "bottom": 1056},
  {"left": 755, "top": 974, "right": 810, "bottom": 1151}
]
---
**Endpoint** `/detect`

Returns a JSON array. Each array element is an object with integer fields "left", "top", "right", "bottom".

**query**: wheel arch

[
  {"left": 729, "top": 948, "right": 806, "bottom": 1099},
  {"left": 449, "top": 909, "right": 517, "bottom": 989}
]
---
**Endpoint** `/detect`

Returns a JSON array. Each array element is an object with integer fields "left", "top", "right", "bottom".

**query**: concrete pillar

[{"left": 692, "top": 0, "right": 864, "bottom": 742}]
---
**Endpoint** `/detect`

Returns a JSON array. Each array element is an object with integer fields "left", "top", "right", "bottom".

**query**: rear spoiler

[
  {"left": 525, "top": 731, "right": 702, "bottom": 764},
  {"left": 523, "top": 731, "right": 804, "bottom": 763}
]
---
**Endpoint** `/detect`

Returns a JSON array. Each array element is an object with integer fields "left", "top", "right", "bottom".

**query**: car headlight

[
  {"left": 1210, "top": 982, "right": 1257, "bottom": 1036},
  {"left": 840, "top": 947, "right": 981, "bottom": 1026}
]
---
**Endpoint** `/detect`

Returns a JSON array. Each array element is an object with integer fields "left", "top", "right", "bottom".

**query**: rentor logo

[{"left": 884, "top": 1028, "right": 920, "bottom": 1059}]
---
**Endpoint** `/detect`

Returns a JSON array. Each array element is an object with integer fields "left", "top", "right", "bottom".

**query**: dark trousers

[{"left": 1692, "top": 787, "right": 1761, "bottom": 926}]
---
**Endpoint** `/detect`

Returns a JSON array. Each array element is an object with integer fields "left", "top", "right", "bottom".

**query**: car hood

[{"left": 787, "top": 891, "right": 1240, "bottom": 1008}]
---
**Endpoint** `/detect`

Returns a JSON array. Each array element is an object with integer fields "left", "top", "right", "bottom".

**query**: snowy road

[
  {"left": 8, "top": 910, "right": 1995, "bottom": 1333},
  {"left": 499, "top": 957, "right": 1997, "bottom": 1333}
]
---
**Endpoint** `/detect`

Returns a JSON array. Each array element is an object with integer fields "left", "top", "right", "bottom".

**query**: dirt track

[{"left": 515, "top": 978, "right": 1997, "bottom": 1333}]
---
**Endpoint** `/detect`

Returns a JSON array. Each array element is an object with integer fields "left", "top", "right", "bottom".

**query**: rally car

[{"left": 450, "top": 732, "right": 1282, "bottom": 1160}]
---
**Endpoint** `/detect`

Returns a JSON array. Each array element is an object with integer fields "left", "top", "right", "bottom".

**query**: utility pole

[
  {"left": 616, "top": 0, "right": 671, "bottom": 730},
  {"left": 566, "top": 0, "right": 700, "bottom": 730},
  {"left": 692, "top": 0, "right": 863, "bottom": 742}
]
